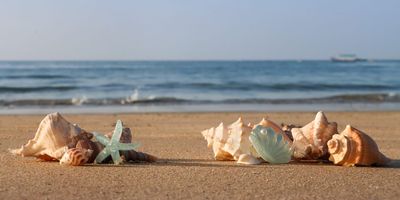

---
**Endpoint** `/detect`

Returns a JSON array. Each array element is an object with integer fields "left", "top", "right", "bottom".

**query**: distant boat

[{"left": 331, "top": 54, "right": 367, "bottom": 62}]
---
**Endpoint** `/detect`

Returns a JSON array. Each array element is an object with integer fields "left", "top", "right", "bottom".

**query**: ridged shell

[
  {"left": 291, "top": 111, "right": 338, "bottom": 160},
  {"left": 201, "top": 118, "right": 253, "bottom": 161},
  {"left": 258, "top": 118, "right": 293, "bottom": 144},
  {"left": 75, "top": 139, "right": 103, "bottom": 163},
  {"left": 60, "top": 148, "right": 93, "bottom": 166},
  {"left": 249, "top": 125, "right": 292, "bottom": 164},
  {"left": 327, "top": 125, "right": 391, "bottom": 166},
  {"left": 9, "top": 112, "right": 86, "bottom": 160}
]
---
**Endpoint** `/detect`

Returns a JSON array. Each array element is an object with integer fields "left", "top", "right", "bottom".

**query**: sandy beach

[{"left": 0, "top": 111, "right": 399, "bottom": 199}]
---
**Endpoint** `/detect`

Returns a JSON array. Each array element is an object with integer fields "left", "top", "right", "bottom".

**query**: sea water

[{"left": 0, "top": 60, "right": 399, "bottom": 113}]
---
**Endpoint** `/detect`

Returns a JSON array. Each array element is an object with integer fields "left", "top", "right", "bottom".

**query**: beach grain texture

[{"left": 0, "top": 112, "right": 399, "bottom": 200}]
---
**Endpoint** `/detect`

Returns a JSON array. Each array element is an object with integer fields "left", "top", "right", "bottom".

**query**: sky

[{"left": 0, "top": 0, "right": 399, "bottom": 60}]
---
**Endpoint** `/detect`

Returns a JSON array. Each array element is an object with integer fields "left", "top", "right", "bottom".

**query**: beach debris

[
  {"left": 327, "top": 125, "right": 391, "bottom": 166},
  {"left": 201, "top": 118, "right": 255, "bottom": 161},
  {"left": 249, "top": 126, "right": 292, "bottom": 164},
  {"left": 10, "top": 112, "right": 157, "bottom": 165},
  {"left": 291, "top": 111, "right": 338, "bottom": 160},
  {"left": 9, "top": 112, "right": 87, "bottom": 161},
  {"left": 93, "top": 120, "right": 140, "bottom": 165},
  {"left": 59, "top": 147, "right": 93, "bottom": 166}
]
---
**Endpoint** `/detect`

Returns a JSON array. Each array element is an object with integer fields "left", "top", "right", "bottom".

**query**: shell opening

[{"left": 327, "top": 139, "right": 341, "bottom": 154}]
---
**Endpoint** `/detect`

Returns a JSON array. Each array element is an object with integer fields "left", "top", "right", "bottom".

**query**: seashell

[
  {"left": 75, "top": 139, "right": 103, "bottom": 163},
  {"left": 106, "top": 127, "right": 132, "bottom": 143},
  {"left": 291, "top": 111, "right": 338, "bottom": 160},
  {"left": 327, "top": 125, "right": 391, "bottom": 166},
  {"left": 201, "top": 118, "right": 253, "bottom": 161},
  {"left": 9, "top": 112, "right": 87, "bottom": 160},
  {"left": 258, "top": 118, "right": 293, "bottom": 143},
  {"left": 249, "top": 125, "right": 292, "bottom": 164},
  {"left": 237, "top": 154, "right": 263, "bottom": 165},
  {"left": 59, "top": 148, "right": 93, "bottom": 166}
]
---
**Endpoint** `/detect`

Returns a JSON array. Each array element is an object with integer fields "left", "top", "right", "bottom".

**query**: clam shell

[
  {"left": 9, "top": 112, "right": 86, "bottom": 160},
  {"left": 327, "top": 125, "right": 391, "bottom": 166},
  {"left": 292, "top": 111, "right": 338, "bottom": 160},
  {"left": 60, "top": 148, "right": 93, "bottom": 166},
  {"left": 249, "top": 125, "right": 292, "bottom": 164}
]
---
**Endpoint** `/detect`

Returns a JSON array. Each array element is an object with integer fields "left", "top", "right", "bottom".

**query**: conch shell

[
  {"left": 201, "top": 118, "right": 253, "bottom": 161},
  {"left": 59, "top": 148, "right": 93, "bottom": 166},
  {"left": 291, "top": 111, "right": 338, "bottom": 160},
  {"left": 327, "top": 125, "right": 391, "bottom": 166},
  {"left": 9, "top": 112, "right": 86, "bottom": 160}
]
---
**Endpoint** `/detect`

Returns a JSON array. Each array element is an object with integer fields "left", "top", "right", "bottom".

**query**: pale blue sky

[{"left": 0, "top": 0, "right": 399, "bottom": 60}]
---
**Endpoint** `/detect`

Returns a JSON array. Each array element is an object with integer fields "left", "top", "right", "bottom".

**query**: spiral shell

[
  {"left": 201, "top": 118, "right": 253, "bottom": 161},
  {"left": 291, "top": 111, "right": 338, "bottom": 160},
  {"left": 327, "top": 125, "right": 390, "bottom": 166},
  {"left": 60, "top": 148, "right": 93, "bottom": 166},
  {"left": 9, "top": 112, "right": 87, "bottom": 161}
]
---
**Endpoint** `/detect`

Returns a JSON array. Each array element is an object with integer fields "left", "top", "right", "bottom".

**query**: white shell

[
  {"left": 9, "top": 112, "right": 85, "bottom": 160},
  {"left": 249, "top": 125, "right": 292, "bottom": 164},
  {"left": 237, "top": 154, "right": 263, "bottom": 165},
  {"left": 201, "top": 118, "right": 254, "bottom": 161},
  {"left": 291, "top": 111, "right": 338, "bottom": 160}
]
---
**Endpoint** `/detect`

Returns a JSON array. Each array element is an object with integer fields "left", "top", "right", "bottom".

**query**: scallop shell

[
  {"left": 291, "top": 111, "right": 338, "bottom": 160},
  {"left": 201, "top": 118, "right": 253, "bottom": 161},
  {"left": 327, "top": 125, "right": 391, "bottom": 166},
  {"left": 60, "top": 148, "right": 93, "bottom": 166},
  {"left": 249, "top": 125, "right": 292, "bottom": 164},
  {"left": 9, "top": 112, "right": 86, "bottom": 160}
]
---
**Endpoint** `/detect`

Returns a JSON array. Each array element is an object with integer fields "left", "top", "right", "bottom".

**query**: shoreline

[{"left": 1, "top": 102, "right": 400, "bottom": 115}]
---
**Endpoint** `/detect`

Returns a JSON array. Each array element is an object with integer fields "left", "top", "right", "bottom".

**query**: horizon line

[{"left": 0, "top": 58, "right": 399, "bottom": 62}]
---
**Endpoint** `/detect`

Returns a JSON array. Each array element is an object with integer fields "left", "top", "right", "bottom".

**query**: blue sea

[{"left": 1, "top": 60, "right": 400, "bottom": 114}]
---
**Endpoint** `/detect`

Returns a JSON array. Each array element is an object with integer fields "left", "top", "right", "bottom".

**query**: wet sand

[{"left": 0, "top": 112, "right": 399, "bottom": 199}]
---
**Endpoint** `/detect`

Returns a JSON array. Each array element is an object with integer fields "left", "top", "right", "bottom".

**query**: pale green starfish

[{"left": 93, "top": 120, "right": 140, "bottom": 165}]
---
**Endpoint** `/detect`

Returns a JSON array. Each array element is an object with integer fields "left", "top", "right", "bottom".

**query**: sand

[{"left": 0, "top": 112, "right": 399, "bottom": 199}]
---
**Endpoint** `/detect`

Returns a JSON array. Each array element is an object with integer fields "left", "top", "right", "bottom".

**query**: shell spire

[
  {"left": 327, "top": 125, "right": 391, "bottom": 166},
  {"left": 291, "top": 111, "right": 338, "bottom": 160},
  {"left": 201, "top": 117, "right": 253, "bottom": 161}
]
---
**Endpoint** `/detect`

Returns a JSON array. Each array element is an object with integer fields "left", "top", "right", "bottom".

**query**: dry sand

[{"left": 0, "top": 112, "right": 399, "bottom": 199}]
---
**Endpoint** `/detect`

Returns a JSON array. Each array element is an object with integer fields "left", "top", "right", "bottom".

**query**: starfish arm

[
  {"left": 95, "top": 148, "right": 111, "bottom": 164},
  {"left": 111, "top": 120, "right": 123, "bottom": 145},
  {"left": 117, "top": 142, "right": 141, "bottom": 151},
  {"left": 93, "top": 132, "right": 111, "bottom": 146},
  {"left": 110, "top": 149, "right": 122, "bottom": 165}
]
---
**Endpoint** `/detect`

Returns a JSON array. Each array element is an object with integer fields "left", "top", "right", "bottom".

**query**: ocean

[{"left": 1, "top": 60, "right": 399, "bottom": 114}]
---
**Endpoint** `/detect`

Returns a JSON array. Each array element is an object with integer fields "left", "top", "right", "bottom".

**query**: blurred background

[{"left": 0, "top": 1, "right": 399, "bottom": 113}]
